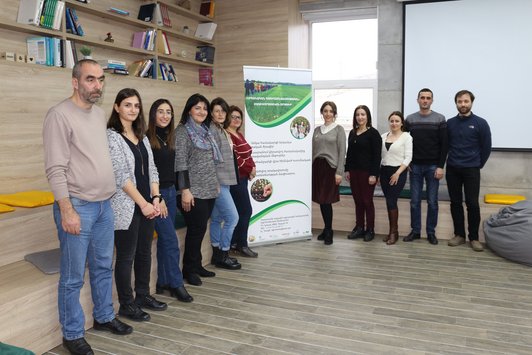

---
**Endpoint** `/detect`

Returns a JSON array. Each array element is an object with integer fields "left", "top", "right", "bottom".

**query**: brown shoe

[
  {"left": 448, "top": 235, "right": 466, "bottom": 246},
  {"left": 470, "top": 240, "right": 484, "bottom": 252}
]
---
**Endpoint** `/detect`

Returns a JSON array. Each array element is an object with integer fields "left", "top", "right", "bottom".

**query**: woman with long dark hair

[
  {"left": 107, "top": 88, "right": 167, "bottom": 322},
  {"left": 380, "top": 111, "right": 412, "bottom": 245},
  {"left": 174, "top": 93, "right": 220, "bottom": 286},
  {"left": 345, "top": 105, "right": 382, "bottom": 242},
  {"left": 146, "top": 98, "right": 193, "bottom": 302},
  {"left": 312, "top": 101, "right": 346, "bottom": 245}
]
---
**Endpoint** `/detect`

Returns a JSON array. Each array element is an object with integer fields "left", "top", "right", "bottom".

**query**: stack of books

[
  {"left": 17, "top": 0, "right": 65, "bottom": 30},
  {"left": 98, "top": 59, "right": 128, "bottom": 75}
]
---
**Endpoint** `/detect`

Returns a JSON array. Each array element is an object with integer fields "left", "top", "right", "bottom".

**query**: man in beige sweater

[{"left": 43, "top": 60, "right": 132, "bottom": 355}]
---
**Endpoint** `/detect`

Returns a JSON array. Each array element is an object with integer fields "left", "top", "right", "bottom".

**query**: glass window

[{"left": 311, "top": 18, "right": 378, "bottom": 130}]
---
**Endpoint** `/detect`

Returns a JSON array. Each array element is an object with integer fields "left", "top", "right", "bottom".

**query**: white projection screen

[{"left": 403, "top": 0, "right": 532, "bottom": 151}]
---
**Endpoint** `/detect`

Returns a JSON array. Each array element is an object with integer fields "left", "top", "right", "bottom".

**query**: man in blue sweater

[{"left": 446, "top": 90, "right": 492, "bottom": 251}]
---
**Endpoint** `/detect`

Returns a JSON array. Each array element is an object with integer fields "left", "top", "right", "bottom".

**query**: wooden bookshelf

[{"left": 0, "top": 0, "right": 216, "bottom": 83}]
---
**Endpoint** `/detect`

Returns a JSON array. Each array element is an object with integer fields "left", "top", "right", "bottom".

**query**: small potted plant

[{"left": 79, "top": 45, "right": 92, "bottom": 59}]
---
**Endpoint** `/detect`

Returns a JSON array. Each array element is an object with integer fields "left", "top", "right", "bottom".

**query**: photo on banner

[{"left": 243, "top": 66, "right": 313, "bottom": 246}]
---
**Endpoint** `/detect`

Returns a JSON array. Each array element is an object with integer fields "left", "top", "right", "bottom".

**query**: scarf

[
  {"left": 320, "top": 122, "right": 338, "bottom": 134},
  {"left": 184, "top": 119, "right": 223, "bottom": 163}
]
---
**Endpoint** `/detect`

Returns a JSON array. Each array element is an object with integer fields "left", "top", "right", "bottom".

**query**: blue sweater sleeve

[{"left": 479, "top": 118, "right": 492, "bottom": 168}]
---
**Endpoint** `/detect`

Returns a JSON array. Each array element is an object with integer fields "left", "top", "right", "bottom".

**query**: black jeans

[
  {"left": 230, "top": 178, "right": 253, "bottom": 248},
  {"left": 380, "top": 166, "right": 407, "bottom": 211},
  {"left": 445, "top": 166, "right": 481, "bottom": 240},
  {"left": 114, "top": 208, "right": 155, "bottom": 305},
  {"left": 177, "top": 196, "right": 215, "bottom": 274}
]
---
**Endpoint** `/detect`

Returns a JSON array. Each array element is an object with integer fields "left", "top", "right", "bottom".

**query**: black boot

[
  {"left": 347, "top": 226, "right": 365, "bottom": 239},
  {"left": 324, "top": 229, "right": 333, "bottom": 245},
  {"left": 317, "top": 229, "right": 327, "bottom": 241},
  {"left": 211, "top": 246, "right": 222, "bottom": 265},
  {"left": 215, "top": 250, "right": 242, "bottom": 270},
  {"left": 363, "top": 228, "right": 375, "bottom": 242}
]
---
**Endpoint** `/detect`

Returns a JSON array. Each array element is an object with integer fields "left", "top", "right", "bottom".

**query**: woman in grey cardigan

[
  {"left": 208, "top": 97, "right": 241, "bottom": 270},
  {"left": 312, "top": 101, "right": 346, "bottom": 245},
  {"left": 175, "top": 93, "right": 220, "bottom": 286},
  {"left": 107, "top": 88, "right": 167, "bottom": 323}
]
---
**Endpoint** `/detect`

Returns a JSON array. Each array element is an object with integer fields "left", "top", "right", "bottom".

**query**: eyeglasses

[{"left": 231, "top": 115, "right": 242, "bottom": 120}]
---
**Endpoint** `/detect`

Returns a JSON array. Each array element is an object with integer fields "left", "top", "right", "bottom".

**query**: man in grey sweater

[{"left": 43, "top": 60, "right": 132, "bottom": 355}]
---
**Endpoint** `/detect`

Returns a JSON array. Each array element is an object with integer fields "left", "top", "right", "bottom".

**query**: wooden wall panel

[{"left": 214, "top": 0, "right": 291, "bottom": 110}]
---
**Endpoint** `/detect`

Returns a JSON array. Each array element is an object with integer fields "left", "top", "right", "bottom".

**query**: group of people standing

[
  {"left": 312, "top": 88, "right": 492, "bottom": 250},
  {"left": 43, "top": 60, "right": 258, "bottom": 355}
]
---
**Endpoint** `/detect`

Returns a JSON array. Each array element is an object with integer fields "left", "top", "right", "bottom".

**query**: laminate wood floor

[{"left": 46, "top": 232, "right": 532, "bottom": 355}]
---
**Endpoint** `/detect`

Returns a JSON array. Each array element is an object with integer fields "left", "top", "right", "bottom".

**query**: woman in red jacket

[{"left": 225, "top": 105, "right": 258, "bottom": 257}]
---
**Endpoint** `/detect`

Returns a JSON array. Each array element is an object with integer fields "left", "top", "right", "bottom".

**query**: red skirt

[{"left": 312, "top": 157, "right": 340, "bottom": 204}]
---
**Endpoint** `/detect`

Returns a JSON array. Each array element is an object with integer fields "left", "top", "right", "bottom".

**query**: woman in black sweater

[{"left": 345, "top": 105, "right": 382, "bottom": 241}]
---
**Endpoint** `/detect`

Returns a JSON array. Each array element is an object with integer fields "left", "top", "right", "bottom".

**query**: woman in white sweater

[{"left": 380, "top": 111, "right": 412, "bottom": 245}]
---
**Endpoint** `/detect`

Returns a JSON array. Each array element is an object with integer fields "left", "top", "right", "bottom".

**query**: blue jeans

[
  {"left": 155, "top": 187, "right": 184, "bottom": 288},
  {"left": 210, "top": 185, "right": 239, "bottom": 251},
  {"left": 409, "top": 164, "right": 439, "bottom": 234},
  {"left": 53, "top": 197, "right": 115, "bottom": 340}
]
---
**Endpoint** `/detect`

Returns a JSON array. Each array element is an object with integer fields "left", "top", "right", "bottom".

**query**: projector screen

[{"left": 403, "top": 0, "right": 532, "bottom": 151}]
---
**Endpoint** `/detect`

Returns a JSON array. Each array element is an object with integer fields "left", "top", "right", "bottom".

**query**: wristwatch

[{"left": 152, "top": 194, "right": 163, "bottom": 203}]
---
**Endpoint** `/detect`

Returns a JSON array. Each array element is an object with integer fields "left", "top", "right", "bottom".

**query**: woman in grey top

[
  {"left": 312, "top": 101, "right": 346, "bottom": 245},
  {"left": 107, "top": 88, "right": 168, "bottom": 322},
  {"left": 175, "top": 93, "right": 220, "bottom": 286},
  {"left": 208, "top": 97, "right": 242, "bottom": 270}
]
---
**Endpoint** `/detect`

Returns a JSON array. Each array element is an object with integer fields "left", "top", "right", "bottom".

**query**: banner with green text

[{"left": 243, "top": 66, "right": 313, "bottom": 246}]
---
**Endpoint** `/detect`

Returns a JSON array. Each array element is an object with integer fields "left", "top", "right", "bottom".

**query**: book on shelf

[
  {"left": 195, "top": 22, "right": 217, "bottom": 41},
  {"left": 40, "top": 0, "right": 58, "bottom": 29},
  {"left": 104, "top": 68, "right": 129, "bottom": 75},
  {"left": 138, "top": 3, "right": 156, "bottom": 22},
  {"left": 66, "top": 7, "right": 84, "bottom": 36},
  {"left": 63, "top": 40, "right": 75, "bottom": 68},
  {"left": 199, "top": 0, "right": 215, "bottom": 18},
  {"left": 198, "top": 67, "right": 213, "bottom": 86},
  {"left": 156, "top": 30, "right": 171, "bottom": 55},
  {"left": 52, "top": 1, "right": 65, "bottom": 30},
  {"left": 17, "top": 0, "right": 45, "bottom": 26},
  {"left": 26, "top": 36, "right": 64, "bottom": 67},
  {"left": 131, "top": 30, "right": 156, "bottom": 51},
  {"left": 195, "top": 45, "right": 215, "bottom": 64},
  {"left": 159, "top": 3, "right": 171, "bottom": 27}
]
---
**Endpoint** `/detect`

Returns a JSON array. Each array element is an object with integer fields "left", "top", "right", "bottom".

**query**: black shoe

[
  {"left": 324, "top": 229, "right": 334, "bottom": 245},
  {"left": 317, "top": 229, "right": 326, "bottom": 241},
  {"left": 184, "top": 272, "right": 202, "bottom": 286},
  {"left": 170, "top": 286, "right": 194, "bottom": 302},
  {"left": 197, "top": 266, "right": 216, "bottom": 277},
  {"left": 363, "top": 228, "right": 375, "bottom": 242},
  {"left": 93, "top": 318, "right": 133, "bottom": 335},
  {"left": 155, "top": 284, "right": 169, "bottom": 295},
  {"left": 216, "top": 251, "right": 242, "bottom": 270},
  {"left": 118, "top": 303, "right": 151, "bottom": 322},
  {"left": 238, "top": 246, "right": 258, "bottom": 257},
  {"left": 135, "top": 294, "right": 167, "bottom": 311},
  {"left": 63, "top": 337, "right": 94, "bottom": 355},
  {"left": 427, "top": 233, "right": 439, "bottom": 245},
  {"left": 403, "top": 231, "right": 421, "bottom": 242},
  {"left": 347, "top": 226, "right": 365, "bottom": 240},
  {"left": 211, "top": 246, "right": 222, "bottom": 265}
]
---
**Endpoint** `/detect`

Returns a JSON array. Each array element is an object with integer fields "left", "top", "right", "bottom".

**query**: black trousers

[
  {"left": 446, "top": 165, "right": 481, "bottom": 240},
  {"left": 114, "top": 208, "right": 155, "bottom": 305},
  {"left": 230, "top": 178, "right": 253, "bottom": 248},
  {"left": 177, "top": 196, "right": 215, "bottom": 274}
]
